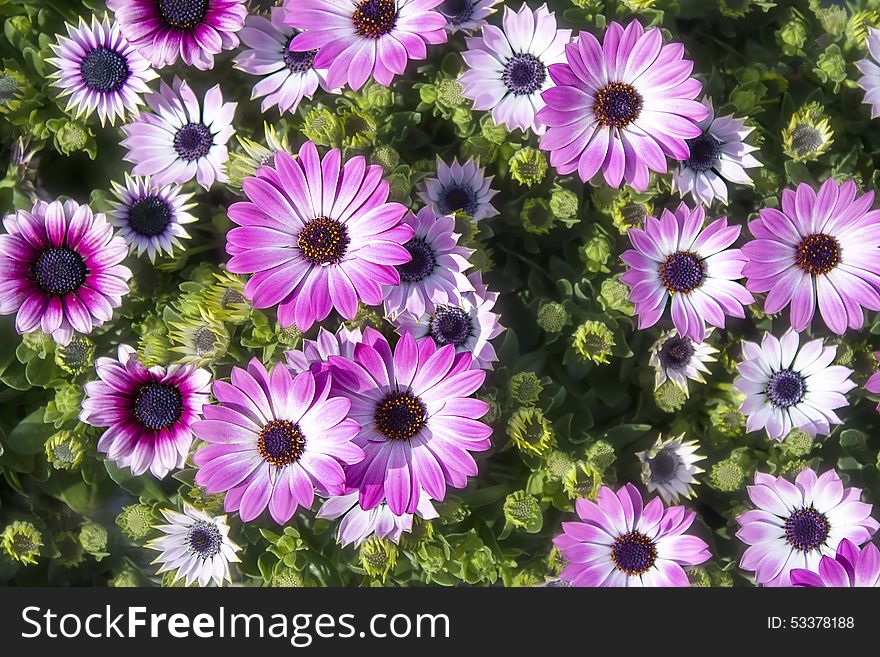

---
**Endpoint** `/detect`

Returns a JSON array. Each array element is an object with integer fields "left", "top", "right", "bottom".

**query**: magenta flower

[
  {"left": 193, "top": 361, "right": 364, "bottom": 524},
  {"left": 122, "top": 78, "right": 236, "bottom": 190},
  {"left": 0, "top": 199, "right": 131, "bottom": 345},
  {"left": 742, "top": 179, "right": 880, "bottom": 335},
  {"left": 459, "top": 3, "right": 571, "bottom": 134},
  {"left": 553, "top": 483, "right": 711, "bottom": 587},
  {"left": 47, "top": 14, "right": 157, "bottom": 127},
  {"left": 791, "top": 539, "right": 880, "bottom": 587},
  {"left": 285, "top": 326, "right": 364, "bottom": 375},
  {"left": 537, "top": 21, "right": 707, "bottom": 191},
  {"left": 226, "top": 141, "right": 413, "bottom": 331},
  {"left": 620, "top": 202, "right": 753, "bottom": 342},
  {"left": 81, "top": 345, "right": 211, "bottom": 479},
  {"left": 328, "top": 329, "right": 491, "bottom": 515},
  {"left": 317, "top": 492, "right": 438, "bottom": 547},
  {"left": 107, "top": 0, "right": 247, "bottom": 71},
  {"left": 383, "top": 206, "right": 473, "bottom": 319},
  {"left": 736, "top": 469, "right": 879, "bottom": 587},
  {"left": 284, "top": 0, "right": 448, "bottom": 91},
  {"left": 866, "top": 355, "right": 880, "bottom": 413}
]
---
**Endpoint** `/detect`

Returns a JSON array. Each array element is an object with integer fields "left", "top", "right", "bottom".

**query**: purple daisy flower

[
  {"left": 226, "top": 141, "right": 413, "bottom": 331},
  {"left": 108, "top": 174, "right": 197, "bottom": 263},
  {"left": 459, "top": 3, "right": 570, "bottom": 134},
  {"left": 107, "top": 0, "right": 247, "bottom": 71},
  {"left": 537, "top": 21, "right": 708, "bottom": 191},
  {"left": 438, "top": 0, "right": 501, "bottom": 34},
  {"left": 742, "top": 179, "right": 880, "bottom": 335},
  {"left": 192, "top": 361, "right": 364, "bottom": 524},
  {"left": 81, "top": 344, "right": 211, "bottom": 478},
  {"left": 0, "top": 199, "right": 131, "bottom": 346},
  {"left": 47, "top": 14, "right": 157, "bottom": 127},
  {"left": 865, "top": 355, "right": 880, "bottom": 412},
  {"left": 857, "top": 28, "right": 880, "bottom": 119},
  {"left": 233, "top": 8, "right": 335, "bottom": 115},
  {"left": 553, "top": 483, "right": 711, "bottom": 587},
  {"left": 317, "top": 491, "right": 438, "bottom": 547},
  {"left": 418, "top": 157, "right": 498, "bottom": 222},
  {"left": 122, "top": 78, "right": 236, "bottom": 191},
  {"left": 328, "top": 329, "right": 491, "bottom": 515},
  {"left": 286, "top": 325, "right": 365, "bottom": 374},
  {"left": 284, "top": 0, "right": 448, "bottom": 91},
  {"left": 620, "top": 202, "right": 753, "bottom": 342},
  {"left": 734, "top": 331, "right": 855, "bottom": 441},
  {"left": 736, "top": 469, "right": 879, "bottom": 587},
  {"left": 791, "top": 539, "right": 880, "bottom": 587},
  {"left": 392, "top": 271, "right": 503, "bottom": 370},
  {"left": 383, "top": 206, "right": 474, "bottom": 319}
]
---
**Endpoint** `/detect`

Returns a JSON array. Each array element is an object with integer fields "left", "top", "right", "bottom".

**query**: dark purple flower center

[
  {"left": 258, "top": 419, "right": 306, "bottom": 467},
  {"left": 128, "top": 195, "right": 172, "bottom": 237},
  {"left": 80, "top": 47, "right": 130, "bottom": 93},
  {"left": 795, "top": 233, "right": 841, "bottom": 276},
  {"left": 158, "top": 0, "right": 208, "bottom": 31},
  {"left": 658, "top": 335, "right": 695, "bottom": 370},
  {"left": 430, "top": 306, "right": 472, "bottom": 347},
  {"left": 593, "top": 82, "right": 643, "bottom": 129},
  {"left": 658, "top": 251, "right": 704, "bottom": 294},
  {"left": 352, "top": 0, "right": 398, "bottom": 39},
  {"left": 790, "top": 124, "right": 823, "bottom": 157},
  {"left": 397, "top": 237, "right": 437, "bottom": 283},
  {"left": 193, "top": 326, "right": 218, "bottom": 355},
  {"left": 298, "top": 216, "right": 350, "bottom": 265},
  {"left": 187, "top": 520, "right": 222, "bottom": 559},
  {"left": 648, "top": 448, "right": 680, "bottom": 483},
  {"left": 283, "top": 34, "right": 317, "bottom": 73},
  {"left": 766, "top": 369, "right": 806, "bottom": 408},
  {"left": 784, "top": 506, "right": 830, "bottom": 552},
  {"left": 685, "top": 133, "right": 722, "bottom": 173},
  {"left": 439, "top": 0, "right": 474, "bottom": 24},
  {"left": 173, "top": 122, "right": 213, "bottom": 162},
  {"left": 502, "top": 53, "right": 546, "bottom": 96},
  {"left": 133, "top": 383, "right": 183, "bottom": 430},
  {"left": 33, "top": 247, "right": 87, "bottom": 296},
  {"left": 611, "top": 530, "right": 657, "bottom": 576},
  {"left": 437, "top": 183, "right": 478, "bottom": 216},
  {"left": 375, "top": 391, "right": 426, "bottom": 442}
]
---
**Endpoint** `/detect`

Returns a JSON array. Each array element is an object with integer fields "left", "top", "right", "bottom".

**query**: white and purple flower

[{"left": 419, "top": 157, "right": 498, "bottom": 222}]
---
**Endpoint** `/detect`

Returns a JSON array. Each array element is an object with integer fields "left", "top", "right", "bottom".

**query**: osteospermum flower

[
  {"left": 554, "top": 483, "right": 711, "bottom": 587},
  {"left": 742, "top": 179, "right": 880, "bottom": 335},
  {"left": 234, "top": 8, "right": 333, "bottom": 115},
  {"left": 736, "top": 469, "right": 879, "bottom": 587},
  {"left": 392, "top": 272, "right": 503, "bottom": 370},
  {"left": 80, "top": 345, "right": 211, "bottom": 479},
  {"left": 328, "top": 329, "right": 491, "bottom": 515},
  {"left": 226, "top": 141, "right": 412, "bottom": 331},
  {"left": 107, "top": 0, "right": 247, "bottom": 71},
  {"left": 0, "top": 199, "right": 132, "bottom": 345},
  {"left": 284, "top": 0, "right": 448, "bottom": 91},
  {"left": 636, "top": 435, "right": 705, "bottom": 505},
  {"left": 122, "top": 78, "right": 236, "bottom": 190},
  {"left": 317, "top": 492, "right": 438, "bottom": 547},
  {"left": 866, "top": 357, "right": 880, "bottom": 413},
  {"left": 620, "top": 202, "right": 753, "bottom": 342},
  {"left": 857, "top": 28, "right": 880, "bottom": 118},
  {"left": 47, "top": 14, "right": 157, "bottom": 127},
  {"left": 649, "top": 330, "right": 718, "bottom": 394},
  {"left": 537, "top": 21, "right": 707, "bottom": 191},
  {"left": 418, "top": 157, "right": 498, "bottom": 221},
  {"left": 108, "top": 175, "right": 197, "bottom": 263},
  {"left": 146, "top": 506, "right": 240, "bottom": 587},
  {"left": 383, "top": 206, "right": 474, "bottom": 319},
  {"left": 672, "top": 98, "right": 761, "bottom": 206},
  {"left": 734, "top": 331, "right": 855, "bottom": 441},
  {"left": 285, "top": 325, "right": 364, "bottom": 374},
  {"left": 192, "top": 362, "right": 364, "bottom": 524},
  {"left": 459, "top": 4, "right": 570, "bottom": 133},
  {"left": 791, "top": 539, "right": 880, "bottom": 587},
  {"left": 439, "top": 0, "right": 501, "bottom": 33}
]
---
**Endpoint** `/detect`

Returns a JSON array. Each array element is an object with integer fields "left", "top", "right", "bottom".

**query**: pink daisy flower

[{"left": 791, "top": 539, "right": 880, "bottom": 587}]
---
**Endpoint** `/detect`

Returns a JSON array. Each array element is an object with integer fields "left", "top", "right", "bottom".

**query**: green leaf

[
  {"left": 104, "top": 460, "right": 168, "bottom": 502},
  {"left": 7, "top": 409, "right": 52, "bottom": 455}
]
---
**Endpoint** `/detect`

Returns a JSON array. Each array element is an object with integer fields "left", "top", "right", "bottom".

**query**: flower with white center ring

[{"left": 649, "top": 330, "right": 718, "bottom": 395}]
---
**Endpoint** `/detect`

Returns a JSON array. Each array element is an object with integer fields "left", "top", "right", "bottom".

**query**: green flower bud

[
  {"left": 520, "top": 198, "right": 557, "bottom": 235},
  {"left": 782, "top": 429, "right": 815, "bottom": 457},
  {"left": 709, "top": 402, "right": 746, "bottom": 438},
  {"left": 782, "top": 102, "right": 833, "bottom": 162},
  {"left": 340, "top": 108, "right": 377, "bottom": 149},
  {"left": 563, "top": 461, "right": 602, "bottom": 500},
  {"left": 781, "top": 459, "right": 809, "bottom": 477},
  {"left": 168, "top": 309, "right": 230, "bottom": 367},
  {"left": 2, "top": 521, "right": 42, "bottom": 565},
  {"left": 55, "top": 335, "right": 95, "bottom": 375},
  {"left": 509, "top": 371, "right": 543, "bottom": 405},
  {"left": 356, "top": 81, "right": 394, "bottom": 110},
  {"left": 777, "top": 14, "right": 808, "bottom": 56},
  {"left": 718, "top": 0, "right": 751, "bottom": 18},
  {"left": 271, "top": 568, "right": 305, "bottom": 587},
  {"left": 79, "top": 522, "right": 108, "bottom": 556},
  {"left": 45, "top": 430, "right": 87, "bottom": 471},
  {"left": 509, "top": 147, "right": 547, "bottom": 186},
  {"left": 599, "top": 277, "right": 635, "bottom": 316},
  {"left": 586, "top": 439, "right": 616, "bottom": 471},
  {"left": 55, "top": 532, "right": 85, "bottom": 568},
  {"left": 503, "top": 490, "right": 542, "bottom": 530},
  {"left": 688, "top": 566, "right": 713, "bottom": 587},
  {"left": 437, "top": 498, "right": 470, "bottom": 525},
  {"left": 476, "top": 391, "right": 501, "bottom": 424},
  {"left": 302, "top": 107, "right": 341, "bottom": 147},
  {"left": 654, "top": 380, "right": 688, "bottom": 413},
  {"left": 549, "top": 186, "right": 579, "bottom": 221},
  {"left": 402, "top": 516, "right": 434, "bottom": 548},
  {"left": 110, "top": 568, "right": 142, "bottom": 587},
  {"left": 581, "top": 226, "right": 612, "bottom": 274},
  {"left": 508, "top": 407, "right": 554, "bottom": 456},
  {"left": 545, "top": 450, "right": 575, "bottom": 481},
  {"left": 537, "top": 302, "right": 570, "bottom": 333},
  {"left": 815, "top": 5, "right": 847, "bottom": 39},
  {"left": 0, "top": 69, "right": 23, "bottom": 109},
  {"left": 572, "top": 320, "right": 615, "bottom": 365},
  {"left": 846, "top": 10, "right": 880, "bottom": 50},
  {"left": 360, "top": 536, "right": 397, "bottom": 581},
  {"left": 452, "top": 531, "right": 497, "bottom": 584},
  {"left": 372, "top": 144, "right": 400, "bottom": 170},
  {"left": 52, "top": 120, "right": 91, "bottom": 155},
  {"left": 22, "top": 330, "right": 53, "bottom": 357},
  {"left": 510, "top": 570, "right": 543, "bottom": 587},
  {"left": 117, "top": 504, "right": 156, "bottom": 540},
  {"left": 437, "top": 78, "right": 466, "bottom": 107},
  {"left": 709, "top": 458, "right": 747, "bottom": 492},
  {"left": 44, "top": 384, "right": 83, "bottom": 427},
  {"left": 813, "top": 45, "right": 847, "bottom": 87}
]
